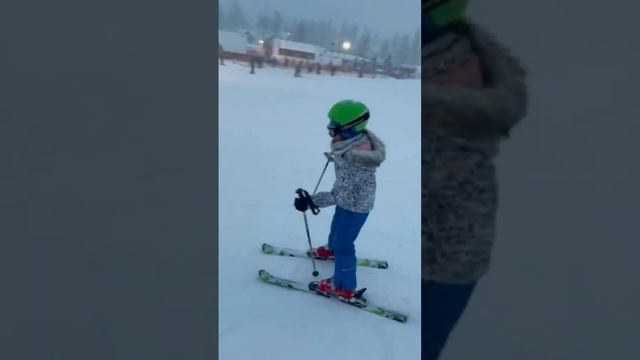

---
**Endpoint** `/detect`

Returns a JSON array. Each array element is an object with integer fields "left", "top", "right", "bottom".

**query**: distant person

[
  {"left": 384, "top": 55, "right": 392, "bottom": 75},
  {"left": 294, "top": 100, "right": 386, "bottom": 305},
  {"left": 371, "top": 56, "right": 378, "bottom": 78},
  {"left": 422, "top": 1, "right": 528, "bottom": 359},
  {"left": 294, "top": 61, "right": 302, "bottom": 77}
]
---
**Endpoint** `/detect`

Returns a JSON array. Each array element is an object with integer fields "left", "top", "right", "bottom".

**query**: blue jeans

[
  {"left": 422, "top": 280, "right": 477, "bottom": 360},
  {"left": 328, "top": 206, "right": 369, "bottom": 290}
]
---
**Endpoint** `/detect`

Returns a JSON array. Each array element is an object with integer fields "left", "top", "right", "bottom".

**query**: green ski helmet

[
  {"left": 326, "top": 100, "right": 370, "bottom": 138},
  {"left": 423, "top": 0, "right": 469, "bottom": 44},
  {"left": 423, "top": 0, "right": 469, "bottom": 28}
]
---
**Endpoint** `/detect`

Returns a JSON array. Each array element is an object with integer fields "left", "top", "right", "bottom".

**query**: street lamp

[{"left": 342, "top": 41, "right": 351, "bottom": 51}]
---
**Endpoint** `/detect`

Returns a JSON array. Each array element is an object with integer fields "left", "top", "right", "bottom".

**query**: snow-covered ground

[{"left": 218, "top": 63, "right": 421, "bottom": 359}]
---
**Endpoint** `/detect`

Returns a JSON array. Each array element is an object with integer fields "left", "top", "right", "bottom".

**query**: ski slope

[{"left": 219, "top": 63, "right": 421, "bottom": 359}]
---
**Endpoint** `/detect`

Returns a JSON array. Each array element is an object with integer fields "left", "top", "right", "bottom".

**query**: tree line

[{"left": 219, "top": 1, "right": 420, "bottom": 66}]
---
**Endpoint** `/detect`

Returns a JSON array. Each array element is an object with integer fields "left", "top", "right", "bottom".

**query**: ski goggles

[{"left": 327, "top": 112, "right": 370, "bottom": 137}]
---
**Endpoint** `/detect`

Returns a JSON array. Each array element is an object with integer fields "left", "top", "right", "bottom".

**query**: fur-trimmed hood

[
  {"left": 331, "top": 130, "right": 386, "bottom": 168},
  {"left": 423, "top": 23, "right": 528, "bottom": 137}
]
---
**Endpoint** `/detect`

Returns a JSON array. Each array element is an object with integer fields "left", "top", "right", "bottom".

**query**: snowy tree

[
  {"left": 347, "top": 24, "right": 359, "bottom": 50},
  {"left": 397, "top": 34, "right": 410, "bottom": 65},
  {"left": 372, "top": 31, "right": 381, "bottom": 49},
  {"left": 292, "top": 20, "right": 308, "bottom": 43},
  {"left": 391, "top": 34, "right": 399, "bottom": 57},
  {"left": 318, "top": 21, "right": 336, "bottom": 48},
  {"left": 410, "top": 29, "right": 420, "bottom": 65},
  {"left": 271, "top": 11, "right": 283, "bottom": 34},
  {"left": 226, "top": 0, "right": 247, "bottom": 29},
  {"left": 304, "top": 20, "right": 334, "bottom": 48},
  {"left": 338, "top": 21, "right": 348, "bottom": 43},
  {"left": 356, "top": 26, "right": 371, "bottom": 58},
  {"left": 256, "top": 13, "right": 270, "bottom": 31},
  {"left": 218, "top": 3, "right": 229, "bottom": 30},
  {"left": 380, "top": 39, "right": 390, "bottom": 60}
]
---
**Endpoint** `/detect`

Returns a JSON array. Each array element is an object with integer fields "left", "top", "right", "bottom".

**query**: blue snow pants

[
  {"left": 328, "top": 206, "right": 369, "bottom": 290},
  {"left": 422, "top": 280, "right": 477, "bottom": 360}
]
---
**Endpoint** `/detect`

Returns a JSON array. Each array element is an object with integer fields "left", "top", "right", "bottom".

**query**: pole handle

[{"left": 296, "top": 188, "right": 319, "bottom": 215}]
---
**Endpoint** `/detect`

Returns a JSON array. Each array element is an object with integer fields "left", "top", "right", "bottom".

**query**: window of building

[{"left": 277, "top": 48, "right": 315, "bottom": 60}]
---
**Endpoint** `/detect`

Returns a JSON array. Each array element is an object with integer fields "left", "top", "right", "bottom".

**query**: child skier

[
  {"left": 422, "top": 0, "right": 528, "bottom": 359},
  {"left": 293, "top": 99, "right": 386, "bottom": 305}
]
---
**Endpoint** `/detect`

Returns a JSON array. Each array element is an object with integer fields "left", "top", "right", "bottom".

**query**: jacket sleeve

[{"left": 311, "top": 191, "right": 336, "bottom": 208}]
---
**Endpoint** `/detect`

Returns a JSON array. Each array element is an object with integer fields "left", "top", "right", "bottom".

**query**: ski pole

[
  {"left": 302, "top": 212, "right": 319, "bottom": 277},
  {"left": 312, "top": 152, "right": 334, "bottom": 195},
  {"left": 296, "top": 188, "right": 319, "bottom": 277},
  {"left": 296, "top": 154, "right": 332, "bottom": 278}
]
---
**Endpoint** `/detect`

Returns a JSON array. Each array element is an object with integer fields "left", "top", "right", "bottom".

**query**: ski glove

[{"left": 294, "top": 188, "right": 319, "bottom": 214}]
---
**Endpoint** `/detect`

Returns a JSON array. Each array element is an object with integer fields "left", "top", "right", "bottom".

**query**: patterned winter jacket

[
  {"left": 423, "top": 23, "right": 528, "bottom": 283},
  {"left": 312, "top": 130, "right": 386, "bottom": 213}
]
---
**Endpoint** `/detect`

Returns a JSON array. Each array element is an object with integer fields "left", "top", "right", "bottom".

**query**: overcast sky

[{"left": 222, "top": 0, "right": 420, "bottom": 37}]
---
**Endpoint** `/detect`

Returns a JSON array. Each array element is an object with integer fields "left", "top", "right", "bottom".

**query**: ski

[
  {"left": 258, "top": 269, "right": 408, "bottom": 324},
  {"left": 261, "top": 243, "right": 389, "bottom": 269}
]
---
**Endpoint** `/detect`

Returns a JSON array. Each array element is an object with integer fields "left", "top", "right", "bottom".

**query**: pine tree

[
  {"left": 380, "top": 39, "right": 390, "bottom": 60},
  {"left": 410, "top": 29, "right": 420, "bottom": 65},
  {"left": 320, "top": 21, "right": 336, "bottom": 48},
  {"left": 398, "top": 34, "right": 410, "bottom": 65},
  {"left": 391, "top": 33, "right": 399, "bottom": 56},
  {"left": 218, "top": 3, "right": 228, "bottom": 30},
  {"left": 293, "top": 20, "right": 307, "bottom": 43},
  {"left": 356, "top": 26, "right": 371, "bottom": 58},
  {"left": 338, "top": 21, "right": 348, "bottom": 45},
  {"left": 271, "top": 11, "right": 283, "bottom": 34},
  {"left": 372, "top": 31, "right": 381, "bottom": 49},
  {"left": 348, "top": 24, "right": 359, "bottom": 51},
  {"left": 227, "top": 0, "right": 247, "bottom": 29},
  {"left": 256, "top": 13, "right": 270, "bottom": 31}
]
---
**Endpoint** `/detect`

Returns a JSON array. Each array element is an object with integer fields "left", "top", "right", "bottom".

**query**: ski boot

[
  {"left": 309, "top": 245, "right": 334, "bottom": 260},
  {"left": 310, "top": 278, "right": 368, "bottom": 307}
]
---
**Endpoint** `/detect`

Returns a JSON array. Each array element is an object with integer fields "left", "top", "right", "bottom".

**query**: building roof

[{"left": 219, "top": 30, "right": 248, "bottom": 54}]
